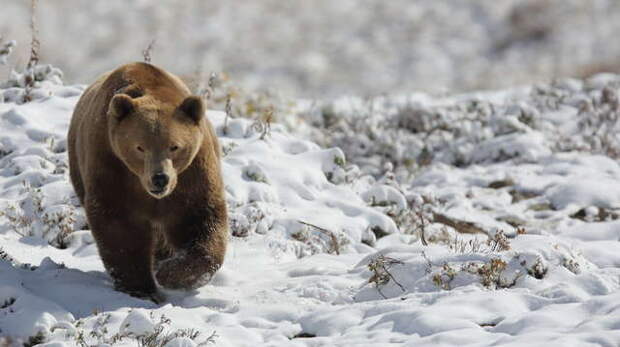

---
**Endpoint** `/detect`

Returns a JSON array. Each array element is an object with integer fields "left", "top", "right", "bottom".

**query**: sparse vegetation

[
  {"left": 425, "top": 256, "right": 517, "bottom": 291},
  {"left": 221, "top": 141, "right": 238, "bottom": 157},
  {"left": 23, "top": 0, "right": 41, "bottom": 102},
  {"left": 367, "top": 254, "right": 406, "bottom": 298},
  {"left": 477, "top": 258, "right": 509, "bottom": 288},
  {"left": 43, "top": 206, "right": 76, "bottom": 249},
  {"left": 575, "top": 87, "right": 620, "bottom": 158},
  {"left": 297, "top": 220, "right": 344, "bottom": 256},
  {"left": 0, "top": 183, "right": 43, "bottom": 237},
  {"left": 0, "top": 37, "right": 16, "bottom": 66},
  {"left": 385, "top": 195, "right": 436, "bottom": 246},
  {"left": 292, "top": 221, "right": 349, "bottom": 258},
  {"left": 23, "top": 330, "right": 46, "bottom": 347},
  {"left": 222, "top": 93, "right": 233, "bottom": 135},
  {"left": 243, "top": 165, "right": 268, "bottom": 184},
  {"left": 431, "top": 262, "right": 458, "bottom": 290},
  {"left": 229, "top": 202, "right": 269, "bottom": 238},
  {"left": 524, "top": 256, "right": 547, "bottom": 279},
  {"left": 253, "top": 106, "right": 274, "bottom": 140},
  {"left": 142, "top": 39, "right": 156, "bottom": 64},
  {"left": 71, "top": 312, "right": 217, "bottom": 347},
  {"left": 448, "top": 231, "right": 512, "bottom": 254},
  {"left": 0, "top": 247, "right": 16, "bottom": 264},
  {"left": 1, "top": 297, "right": 16, "bottom": 309},
  {"left": 448, "top": 237, "right": 485, "bottom": 254},
  {"left": 0, "top": 182, "right": 76, "bottom": 248},
  {"left": 570, "top": 207, "right": 620, "bottom": 222},
  {"left": 486, "top": 231, "right": 512, "bottom": 252},
  {"left": 200, "top": 72, "right": 219, "bottom": 101}
]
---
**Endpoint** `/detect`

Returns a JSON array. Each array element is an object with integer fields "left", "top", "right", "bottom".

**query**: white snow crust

[{"left": 1, "top": 74, "right": 620, "bottom": 346}]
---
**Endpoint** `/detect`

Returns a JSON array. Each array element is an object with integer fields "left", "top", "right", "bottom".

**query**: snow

[
  {"left": 1, "top": 72, "right": 620, "bottom": 346},
  {"left": 4, "top": 1, "right": 620, "bottom": 98}
]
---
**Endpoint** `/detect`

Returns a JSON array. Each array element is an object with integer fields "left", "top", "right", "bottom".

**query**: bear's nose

[{"left": 152, "top": 173, "right": 169, "bottom": 190}]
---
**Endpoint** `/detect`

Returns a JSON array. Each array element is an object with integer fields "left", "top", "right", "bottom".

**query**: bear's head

[{"left": 107, "top": 93, "right": 205, "bottom": 199}]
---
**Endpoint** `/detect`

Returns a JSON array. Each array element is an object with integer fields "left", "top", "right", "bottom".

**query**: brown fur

[{"left": 68, "top": 62, "right": 228, "bottom": 299}]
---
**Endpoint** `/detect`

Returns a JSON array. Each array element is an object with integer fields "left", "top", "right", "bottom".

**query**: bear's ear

[
  {"left": 178, "top": 96, "right": 205, "bottom": 124},
  {"left": 109, "top": 94, "right": 135, "bottom": 121}
]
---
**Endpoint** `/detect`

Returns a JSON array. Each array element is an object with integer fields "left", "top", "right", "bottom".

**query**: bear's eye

[
  {"left": 136, "top": 146, "right": 144, "bottom": 153},
  {"left": 170, "top": 145, "right": 179, "bottom": 152}
]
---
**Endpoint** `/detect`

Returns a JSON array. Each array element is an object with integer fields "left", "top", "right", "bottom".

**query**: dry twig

[
  {"left": 368, "top": 254, "right": 406, "bottom": 298},
  {"left": 298, "top": 220, "right": 341, "bottom": 255},
  {"left": 142, "top": 38, "right": 156, "bottom": 63},
  {"left": 432, "top": 212, "right": 486, "bottom": 234}
]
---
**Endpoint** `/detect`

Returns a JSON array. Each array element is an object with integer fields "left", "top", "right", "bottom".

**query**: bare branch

[{"left": 298, "top": 220, "right": 341, "bottom": 255}]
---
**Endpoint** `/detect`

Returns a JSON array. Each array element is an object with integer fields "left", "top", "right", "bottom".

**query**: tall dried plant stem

[
  {"left": 27, "top": 0, "right": 40, "bottom": 70},
  {"left": 142, "top": 38, "right": 156, "bottom": 63},
  {"left": 24, "top": 0, "right": 40, "bottom": 102}
]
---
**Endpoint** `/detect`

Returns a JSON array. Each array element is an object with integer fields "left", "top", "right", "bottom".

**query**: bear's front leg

[
  {"left": 87, "top": 204, "right": 158, "bottom": 298},
  {"left": 156, "top": 217, "right": 227, "bottom": 290}
]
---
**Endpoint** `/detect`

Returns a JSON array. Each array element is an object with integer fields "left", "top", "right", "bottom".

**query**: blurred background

[{"left": 2, "top": 0, "right": 620, "bottom": 98}]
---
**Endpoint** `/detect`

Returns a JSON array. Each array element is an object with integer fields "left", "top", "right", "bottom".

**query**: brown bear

[{"left": 68, "top": 62, "right": 228, "bottom": 300}]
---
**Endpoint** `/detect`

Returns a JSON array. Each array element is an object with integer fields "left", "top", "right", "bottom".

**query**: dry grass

[
  {"left": 72, "top": 312, "right": 217, "bottom": 347},
  {"left": 222, "top": 93, "right": 232, "bottom": 135},
  {"left": 293, "top": 220, "right": 349, "bottom": 257},
  {"left": 553, "top": 85, "right": 620, "bottom": 159},
  {"left": 142, "top": 39, "right": 156, "bottom": 64},
  {"left": 23, "top": 0, "right": 40, "bottom": 102},
  {"left": 297, "top": 220, "right": 342, "bottom": 255},
  {"left": 477, "top": 258, "right": 508, "bottom": 288},
  {"left": 367, "top": 254, "right": 406, "bottom": 298},
  {"left": 0, "top": 37, "right": 17, "bottom": 65},
  {"left": 0, "top": 183, "right": 76, "bottom": 248}
]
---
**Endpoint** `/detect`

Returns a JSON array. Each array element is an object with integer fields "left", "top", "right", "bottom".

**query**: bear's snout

[
  {"left": 152, "top": 172, "right": 169, "bottom": 190},
  {"left": 143, "top": 157, "right": 177, "bottom": 199},
  {"left": 148, "top": 171, "right": 173, "bottom": 198}
]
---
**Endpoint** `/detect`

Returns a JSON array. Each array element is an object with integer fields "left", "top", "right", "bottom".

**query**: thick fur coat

[{"left": 68, "top": 62, "right": 227, "bottom": 299}]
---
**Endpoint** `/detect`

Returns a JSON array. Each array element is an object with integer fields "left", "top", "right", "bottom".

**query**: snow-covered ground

[{"left": 1, "top": 69, "right": 620, "bottom": 346}]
